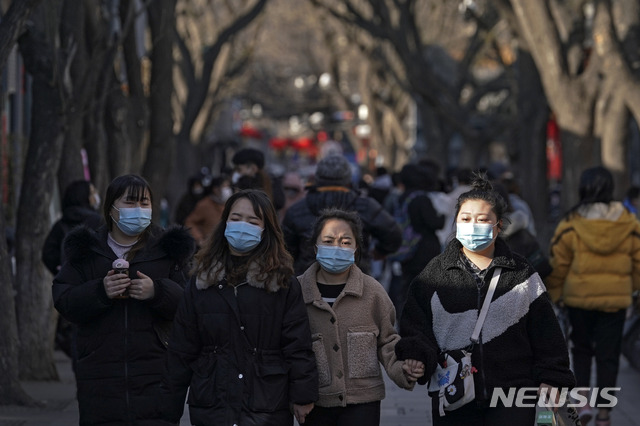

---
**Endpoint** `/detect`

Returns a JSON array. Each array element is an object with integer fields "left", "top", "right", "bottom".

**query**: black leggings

[
  {"left": 432, "top": 400, "right": 536, "bottom": 426},
  {"left": 304, "top": 401, "right": 381, "bottom": 426},
  {"left": 568, "top": 307, "right": 626, "bottom": 407}
]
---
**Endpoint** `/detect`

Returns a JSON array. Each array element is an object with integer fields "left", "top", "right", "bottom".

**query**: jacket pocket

[
  {"left": 250, "top": 357, "right": 289, "bottom": 412},
  {"left": 153, "top": 319, "right": 173, "bottom": 348},
  {"left": 311, "top": 333, "right": 331, "bottom": 387},
  {"left": 187, "top": 351, "right": 219, "bottom": 407},
  {"left": 347, "top": 326, "right": 380, "bottom": 379}
]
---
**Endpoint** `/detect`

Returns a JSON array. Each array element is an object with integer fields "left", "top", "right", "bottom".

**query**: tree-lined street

[{"left": 1, "top": 0, "right": 639, "bottom": 420}]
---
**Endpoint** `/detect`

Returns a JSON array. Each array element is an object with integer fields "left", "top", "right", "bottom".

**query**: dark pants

[
  {"left": 431, "top": 400, "right": 536, "bottom": 426},
  {"left": 304, "top": 401, "right": 381, "bottom": 426},
  {"left": 568, "top": 307, "right": 626, "bottom": 407}
]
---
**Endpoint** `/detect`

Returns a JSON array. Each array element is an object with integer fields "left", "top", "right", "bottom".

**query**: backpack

[{"left": 388, "top": 191, "right": 426, "bottom": 262}]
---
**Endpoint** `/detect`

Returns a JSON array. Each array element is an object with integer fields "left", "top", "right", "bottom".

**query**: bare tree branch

[{"left": 0, "top": 0, "right": 45, "bottom": 75}]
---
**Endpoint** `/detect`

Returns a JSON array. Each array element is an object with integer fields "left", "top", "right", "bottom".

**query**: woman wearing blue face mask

[
  {"left": 52, "top": 174, "right": 196, "bottom": 425},
  {"left": 297, "top": 208, "right": 416, "bottom": 426},
  {"left": 395, "top": 173, "right": 575, "bottom": 426},
  {"left": 161, "top": 189, "right": 318, "bottom": 426}
]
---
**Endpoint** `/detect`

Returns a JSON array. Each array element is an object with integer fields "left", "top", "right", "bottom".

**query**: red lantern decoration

[{"left": 239, "top": 125, "right": 262, "bottom": 139}]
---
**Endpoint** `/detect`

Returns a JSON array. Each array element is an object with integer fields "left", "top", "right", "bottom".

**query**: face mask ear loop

[{"left": 110, "top": 205, "right": 118, "bottom": 224}]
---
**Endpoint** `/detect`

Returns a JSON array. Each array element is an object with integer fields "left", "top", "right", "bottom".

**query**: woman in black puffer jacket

[
  {"left": 52, "top": 174, "right": 195, "bottom": 426},
  {"left": 161, "top": 190, "right": 318, "bottom": 426}
]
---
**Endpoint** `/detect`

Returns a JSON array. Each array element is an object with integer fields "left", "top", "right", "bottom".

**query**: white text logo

[{"left": 489, "top": 387, "right": 620, "bottom": 408}]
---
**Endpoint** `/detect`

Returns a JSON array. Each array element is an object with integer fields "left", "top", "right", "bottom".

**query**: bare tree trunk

[
  {"left": 600, "top": 95, "right": 630, "bottom": 200},
  {"left": 14, "top": 65, "right": 64, "bottom": 381},
  {"left": 119, "top": 0, "right": 149, "bottom": 174},
  {"left": 419, "top": 105, "right": 450, "bottom": 167},
  {"left": 0, "top": 0, "right": 46, "bottom": 404},
  {"left": 560, "top": 130, "right": 598, "bottom": 212},
  {"left": 15, "top": 2, "right": 69, "bottom": 378},
  {"left": 0, "top": 149, "right": 34, "bottom": 407},
  {"left": 57, "top": 0, "right": 94, "bottom": 191},
  {"left": 514, "top": 49, "right": 550, "bottom": 243},
  {"left": 0, "top": 0, "right": 44, "bottom": 76},
  {"left": 142, "top": 0, "right": 176, "bottom": 220}
]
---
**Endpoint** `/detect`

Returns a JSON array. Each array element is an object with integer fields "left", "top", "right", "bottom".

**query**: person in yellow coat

[{"left": 546, "top": 166, "right": 640, "bottom": 426}]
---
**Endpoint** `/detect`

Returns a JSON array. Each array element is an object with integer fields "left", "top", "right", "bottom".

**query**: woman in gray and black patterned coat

[{"left": 395, "top": 173, "right": 575, "bottom": 426}]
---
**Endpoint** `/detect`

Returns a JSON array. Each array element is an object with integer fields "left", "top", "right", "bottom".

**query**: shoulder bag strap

[{"left": 470, "top": 267, "right": 501, "bottom": 344}]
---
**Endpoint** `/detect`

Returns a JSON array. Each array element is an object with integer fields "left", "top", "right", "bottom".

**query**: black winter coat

[
  {"left": 52, "top": 225, "right": 195, "bottom": 426},
  {"left": 395, "top": 239, "right": 575, "bottom": 404},
  {"left": 400, "top": 190, "right": 444, "bottom": 278},
  {"left": 282, "top": 186, "right": 402, "bottom": 275},
  {"left": 42, "top": 206, "right": 103, "bottom": 275},
  {"left": 162, "top": 262, "right": 318, "bottom": 426}
]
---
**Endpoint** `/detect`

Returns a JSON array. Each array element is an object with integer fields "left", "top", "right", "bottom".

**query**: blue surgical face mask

[
  {"left": 316, "top": 245, "right": 355, "bottom": 274},
  {"left": 225, "top": 221, "right": 263, "bottom": 253},
  {"left": 456, "top": 222, "right": 497, "bottom": 252},
  {"left": 112, "top": 206, "right": 152, "bottom": 236}
]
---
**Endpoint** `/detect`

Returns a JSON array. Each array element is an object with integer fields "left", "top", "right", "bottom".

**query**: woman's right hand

[
  {"left": 402, "top": 359, "right": 425, "bottom": 383},
  {"left": 293, "top": 402, "right": 314, "bottom": 424},
  {"left": 103, "top": 269, "right": 131, "bottom": 299}
]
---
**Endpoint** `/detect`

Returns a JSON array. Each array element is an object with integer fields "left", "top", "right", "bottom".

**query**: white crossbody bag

[{"left": 427, "top": 267, "right": 502, "bottom": 416}]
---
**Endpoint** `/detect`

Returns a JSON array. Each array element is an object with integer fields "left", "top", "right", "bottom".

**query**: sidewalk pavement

[{"left": 1, "top": 351, "right": 639, "bottom": 426}]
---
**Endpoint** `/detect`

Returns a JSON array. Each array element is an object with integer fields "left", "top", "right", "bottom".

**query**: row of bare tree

[{"left": 1, "top": 0, "right": 640, "bottom": 406}]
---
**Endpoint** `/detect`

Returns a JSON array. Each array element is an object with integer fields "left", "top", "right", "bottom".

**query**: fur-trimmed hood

[
  {"left": 63, "top": 224, "right": 195, "bottom": 267},
  {"left": 195, "top": 260, "right": 282, "bottom": 293}
]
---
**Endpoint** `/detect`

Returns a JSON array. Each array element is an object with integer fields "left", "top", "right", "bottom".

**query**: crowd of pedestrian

[{"left": 43, "top": 146, "right": 640, "bottom": 426}]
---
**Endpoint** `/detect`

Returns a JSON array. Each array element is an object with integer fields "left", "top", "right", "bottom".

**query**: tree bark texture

[
  {"left": 514, "top": 49, "right": 551, "bottom": 245},
  {"left": 142, "top": 0, "right": 177, "bottom": 220},
  {"left": 14, "top": 76, "right": 64, "bottom": 380},
  {"left": 560, "top": 130, "right": 599, "bottom": 211},
  {"left": 0, "top": 0, "right": 45, "bottom": 77},
  {"left": 0, "top": 178, "right": 34, "bottom": 406},
  {"left": 0, "top": 0, "right": 47, "bottom": 404},
  {"left": 16, "top": 9, "right": 67, "bottom": 379},
  {"left": 509, "top": 0, "right": 601, "bottom": 211},
  {"left": 56, "top": 0, "right": 92, "bottom": 193}
]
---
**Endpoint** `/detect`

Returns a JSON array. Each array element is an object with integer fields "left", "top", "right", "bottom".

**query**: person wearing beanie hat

[
  {"left": 314, "top": 155, "right": 353, "bottom": 188},
  {"left": 232, "top": 148, "right": 265, "bottom": 172},
  {"left": 282, "top": 155, "right": 402, "bottom": 275}
]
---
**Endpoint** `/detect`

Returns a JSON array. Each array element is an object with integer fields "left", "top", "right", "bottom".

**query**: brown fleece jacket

[{"left": 298, "top": 263, "right": 413, "bottom": 408}]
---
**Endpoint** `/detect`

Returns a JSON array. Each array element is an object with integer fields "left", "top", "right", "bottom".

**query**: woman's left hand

[
  {"left": 402, "top": 359, "right": 425, "bottom": 383},
  {"left": 538, "top": 382, "right": 562, "bottom": 412},
  {"left": 129, "top": 271, "right": 155, "bottom": 300},
  {"left": 293, "top": 402, "right": 314, "bottom": 424}
]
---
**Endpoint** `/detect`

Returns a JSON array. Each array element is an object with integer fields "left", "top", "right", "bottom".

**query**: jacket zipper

[{"left": 124, "top": 303, "right": 131, "bottom": 420}]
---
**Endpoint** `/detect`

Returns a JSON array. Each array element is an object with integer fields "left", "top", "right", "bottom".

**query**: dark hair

[
  {"left": 103, "top": 175, "right": 155, "bottom": 260},
  {"left": 456, "top": 168, "right": 474, "bottom": 185},
  {"left": 627, "top": 186, "right": 640, "bottom": 200},
  {"left": 310, "top": 208, "right": 364, "bottom": 265},
  {"left": 455, "top": 172, "right": 508, "bottom": 228},
  {"left": 193, "top": 189, "right": 293, "bottom": 291},
  {"left": 232, "top": 148, "right": 265, "bottom": 169},
  {"left": 400, "top": 163, "right": 434, "bottom": 191},
  {"left": 62, "top": 180, "right": 92, "bottom": 210},
  {"left": 565, "top": 166, "right": 614, "bottom": 218}
]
